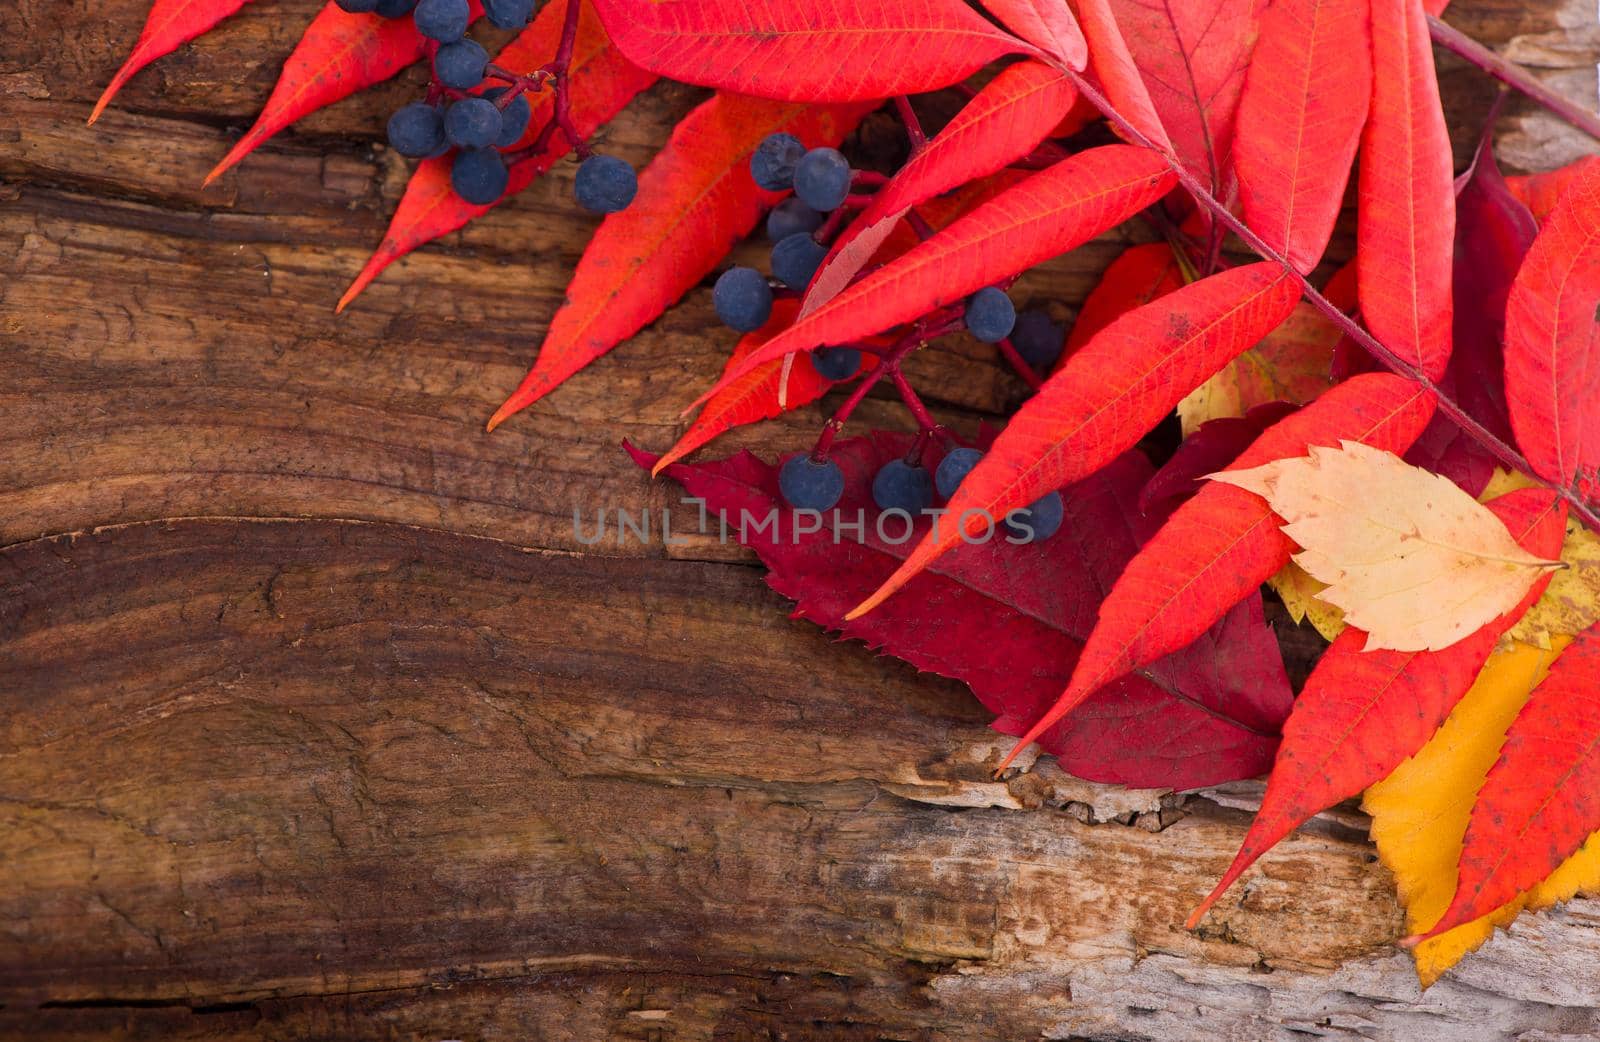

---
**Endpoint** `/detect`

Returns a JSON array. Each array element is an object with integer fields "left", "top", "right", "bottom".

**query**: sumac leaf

[
  {"left": 702, "top": 145, "right": 1176, "bottom": 399},
  {"left": 998, "top": 373, "right": 1437, "bottom": 764},
  {"left": 1503, "top": 156, "right": 1600, "bottom": 493},
  {"left": 91, "top": 0, "right": 255, "bottom": 125},
  {"left": 1098, "top": 0, "right": 1265, "bottom": 192},
  {"left": 205, "top": 1, "right": 483, "bottom": 184},
  {"left": 1357, "top": 0, "right": 1455, "bottom": 380},
  {"left": 1419, "top": 619, "right": 1600, "bottom": 940},
  {"left": 978, "top": 0, "right": 1087, "bottom": 69},
  {"left": 804, "top": 61, "right": 1078, "bottom": 313},
  {"left": 588, "top": 0, "right": 1026, "bottom": 101},
  {"left": 848, "top": 263, "right": 1300, "bottom": 620},
  {"left": 1233, "top": 0, "right": 1371, "bottom": 273},
  {"left": 488, "top": 94, "right": 876, "bottom": 428}
]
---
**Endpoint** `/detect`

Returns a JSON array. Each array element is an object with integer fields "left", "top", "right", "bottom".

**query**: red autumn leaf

[
  {"left": 803, "top": 61, "right": 1078, "bottom": 314},
  {"left": 1506, "top": 156, "right": 1600, "bottom": 225},
  {"left": 1063, "top": 241, "right": 1185, "bottom": 359},
  {"left": 1139, "top": 402, "right": 1299, "bottom": 514},
  {"left": 848, "top": 262, "right": 1299, "bottom": 621},
  {"left": 91, "top": 0, "right": 255, "bottom": 126},
  {"left": 338, "top": 0, "right": 656, "bottom": 310},
  {"left": 1503, "top": 155, "right": 1600, "bottom": 494},
  {"left": 205, "top": 2, "right": 483, "bottom": 185},
  {"left": 587, "top": 0, "right": 1028, "bottom": 102},
  {"left": 1232, "top": 0, "right": 1371, "bottom": 273},
  {"left": 631, "top": 434, "right": 1294, "bottom": 789},
  {"left": 998, "top": 373, "right": 1437, "bottom": 765},
  {"left": 1405, "top": 125, "right": 1538, "bottom": 495},
  {"left": 1098, "top": 0, "right": 1266, "bottom": 193},
  {"left": 1189, "top": 488, "right": 1566, "bottom": 928},
  {"left": 1418, "top": 617, "right": 1600, "bottom": 940},
  {"left": 651, "top": 301, "right": 830, "bottom": 475},
  {"left": 661, "top": 178, "right": 1022, "bottom": 472},
  {"left": 1357, "top": 0, "right": 1455, "bottom": 381},
  {"left": 488, "top": 94, "right": 876, "bottom": 429},
  {"left": 699, "top": 145, "right": 1176, "bottom": 403},
  {"left": 1072, "top": 0, "right": 1171, "bottom": 153},
  {"left": 977, "top": 0, "right": 1087, "bottom": 69}
]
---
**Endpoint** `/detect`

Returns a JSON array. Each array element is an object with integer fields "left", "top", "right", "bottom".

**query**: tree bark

[{"left": 2, "top": 1, "right": 1598, "bottom": 1039}]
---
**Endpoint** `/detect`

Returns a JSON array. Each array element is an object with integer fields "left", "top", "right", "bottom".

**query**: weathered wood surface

[{"left": 2, "top": 2, "right": 1598, "bottom": 1039}]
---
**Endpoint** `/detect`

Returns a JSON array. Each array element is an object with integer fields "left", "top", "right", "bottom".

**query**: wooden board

[{"left": 2, "top": 1, "right": 1599, "bottom": 1038}]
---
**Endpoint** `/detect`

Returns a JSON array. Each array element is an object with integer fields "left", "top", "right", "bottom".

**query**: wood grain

[{"left": 2, "top": 0, "right": 1599, "bottom": 1038}]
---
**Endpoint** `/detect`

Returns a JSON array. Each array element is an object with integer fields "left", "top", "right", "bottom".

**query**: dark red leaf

[
  {"left": 1139, "top": 402, "right": 1299, "bottom": 514},
  {"left": 92, "top": 0, "right": 255, "bottom": 126},
  {"left": 1405, "top": 125, "right": 1538, "bottom": 495},
  {"left": 589, "top": 0, "right": 1027, "bottom": 101},
  {"left": 632, "top": 434, "right": 1293, "bottom": 789}
]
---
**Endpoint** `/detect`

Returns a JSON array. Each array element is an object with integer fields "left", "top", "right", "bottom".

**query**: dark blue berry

[
  {"left": 435, "top": 38, "right": 488, "bottom": 90},
  {"left": 766, "top": 197, "right": 824, "bottom": 243},
  {"left": 934, "top": 447, "right": 983, "bottom": 500},
  {"left": 771, "top": 233, "right": 826, "bottom": 290},
  {"left": 484, "top": 0, "right": 536, "bottom": 29},
  {"left": 451, "top": 148, "right": 508, "bottom": 205},
  {"left": 1005, "top": 491, "right": 1064, "bottom": 542},
  {"left": 872, "top": 460, "right": 933, "bottom": 514},
  {"left": 387, "top": 101, "right": 445, "bottom": 158},
  {"left": 414, "top": 0, "right": 469, "bottom": 41},
  {"left": 965, "top": 287, "right": 1016, "bottom": 343},
  {"left": 780, "top": 455, "right": 845, "bottom": 512},
  {"left": 336, "top": 0, "right": 381, "bottom": 12},
  {"left": 751, "top": 133, "right": 805, "bottom": 191},
  {"left": 444, "top": 97, "right": 502, "bottom": 150},
  {"left": 713, "top": 267, "right": 773, "bottom": 332},
  {"left": 1011, "top": 309, "right": 1064, "bottom": 368},
  {"left": 792, "top": 147, "right": 851, "bottom": 212},
  {"left": 484, "top": 88, "right": 532, "bottom": 148},
  {"left": 811, "top": 347, "right": 861, "bottom": 381},
  {"left": 374, "top": 0, "right": 417, "bottom": 16},
  {"left": 574, "top": 154, "right": 638, "bottom": 214}
]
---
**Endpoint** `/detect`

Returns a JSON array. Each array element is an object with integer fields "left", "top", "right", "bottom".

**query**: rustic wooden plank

[{"left": 4, "top": 517, "right": 1600, "bottom": 1041}]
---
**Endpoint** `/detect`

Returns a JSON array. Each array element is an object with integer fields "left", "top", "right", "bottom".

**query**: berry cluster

[
  {"left": 347, "top": 0, "right": 637, "bottom": 211},
  {"left": 779, "top": 442, "right": 1062, "bottom": 543},
  {"left": 726, "top": 115, "right": 1068, "bottom": 544}
]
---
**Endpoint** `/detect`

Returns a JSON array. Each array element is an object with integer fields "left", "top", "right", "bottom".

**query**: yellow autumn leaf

[
  {"left": 1267, "top": 561, "right": 1346, "bottom": 641},
  {"left": 1364, "top": 638, "right": 1600, "bottom": 986},
  {"left": 1210, "top": 441, "right": 1563, "bottom": 652},
  {"left": 1507, "top": 519, "right": 1600, "bottom": 648},
  {"left": 1177, "top": 300, "right": 1340, "bottom": 436}
]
